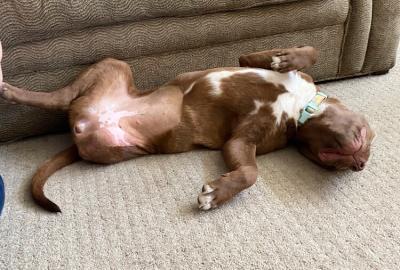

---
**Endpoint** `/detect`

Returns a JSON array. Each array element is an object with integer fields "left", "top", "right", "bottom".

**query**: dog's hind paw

[
  {"left": 0, "top": 83, "right": 18, "bottom": 104},
  {"left": 198, "top": 184, "right": 216, "bottom": 211}
]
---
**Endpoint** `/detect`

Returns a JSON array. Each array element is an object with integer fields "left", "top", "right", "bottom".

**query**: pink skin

[{"left": 318, "top": 127, "right": 367, "bottom": 171}]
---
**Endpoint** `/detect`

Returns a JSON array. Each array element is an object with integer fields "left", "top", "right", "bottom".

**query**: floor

[{"left": 1, "top": 54, "right": 400, "bottom": 269}]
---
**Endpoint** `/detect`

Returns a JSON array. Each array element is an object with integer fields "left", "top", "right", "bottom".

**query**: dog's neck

[{"left": 297, "top": 91, "right": 328, "bottom": 125}]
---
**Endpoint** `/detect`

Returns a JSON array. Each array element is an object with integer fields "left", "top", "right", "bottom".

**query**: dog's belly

[
  {"left": 73, "top": 113, "right": 151, "bottom": 163},
  {"left": 71, "top": 85, "right": 183, "bottom": 163},
  {"left": 70, "top": 94, "right": 153, "bottom": 162}
]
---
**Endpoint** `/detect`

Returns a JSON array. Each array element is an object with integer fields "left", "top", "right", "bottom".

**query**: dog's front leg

[
  {"left": 239, "top": 46, "right": 318, "bottom": 72},
  {"left": 198, "top": 138, "right": 257, "bottom": 210}
]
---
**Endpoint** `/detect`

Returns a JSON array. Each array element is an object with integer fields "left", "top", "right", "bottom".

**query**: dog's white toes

[
  {"left": 0, "top": 83, "right": 6, "bottom": 98},
  {"left": 271, "top": 63, "right": 279, "bottom": 69},
  {"left": 202, "top": 184, "right": 214, "bottom": 194},
  {"left": 271, "top": 56, "right": 282, "bottom": 70},
  {"left": 0, "top": 83, "right": 15, "bottom": 104},
  {"left": 272, "top": 56, "right": 282, "bottom": 64},
  {"left": 198, "top": 184, "right": 215, "bottom": 211}
]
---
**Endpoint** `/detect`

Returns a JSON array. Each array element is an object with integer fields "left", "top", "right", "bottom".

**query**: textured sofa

[{"left": 0, "top": 0, "right": 399, "bottom": 143}]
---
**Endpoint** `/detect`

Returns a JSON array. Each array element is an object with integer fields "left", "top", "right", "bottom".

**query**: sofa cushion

[
  {"left": 362, "top": 0, "right": 400, "bottom": 73},
  {"left": 2, "top": 0, "right": 348, "bottom": 77},
  {"left": 0, "top": 0, "right": 301, "bottom": 48},
  {"left": 338, "top": 0, "right": 372, "bottom": 76}
]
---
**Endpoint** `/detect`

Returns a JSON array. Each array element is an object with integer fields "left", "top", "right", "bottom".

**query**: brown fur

[
  {"left": 31, "top": 145, "right": 80, "bottom": 212},
  {"left": 240, "top": 46, "right": 319, "bottom": 73},
  {"left": 0, "top": 47, "right": 374, "bottom": 212}
]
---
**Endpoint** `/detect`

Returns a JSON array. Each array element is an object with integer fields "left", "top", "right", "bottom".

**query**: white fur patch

[
  {"left": 89, "top": 105, "right": 137, "bottom": 128},
  {"left": 272, "top": 56, "right": 281, "bottom": 64},
  {"left": 231, "top": 69, "right": 317, "bottom": 124},
  {"left": 198, "top": 184, "right": 215, "bottom": 211},
  {"left": 271, "top": 56, "right": 282, "bottom": 69},
  {"left": 86, "top": 104, "right": 140, "bottom": 145},
  {"left": 268, "top": 71, "right": 317, "bottom": 124},
  {"left": 271, "top": 93, "right": 299, "bottom": 124},
  {"left": 204, "top": 69, "right": 317, "bottom": 123},
  {"left": 250, "top": 99, "right": 265, "bottom": 115},
  {"left": 206, "top": 69, "right": 268, "bottom": 96},
  {"left": 206, "top": 71, "right": 232, "bottom": 96},
  {"left": 105, "top": 126, "right": 131, "bottom": 145},
  {"left": 184, "top": 82, "right": 195, "bottom": 95}
]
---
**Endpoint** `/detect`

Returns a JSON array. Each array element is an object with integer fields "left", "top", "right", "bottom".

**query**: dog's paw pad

[{"left": 198, "top": 184, "right": 216, "bottom": 211}]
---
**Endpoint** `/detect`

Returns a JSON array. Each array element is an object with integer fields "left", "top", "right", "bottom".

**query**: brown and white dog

[{"left": 0, "top": 43, "right": 375, "bottom": 212}]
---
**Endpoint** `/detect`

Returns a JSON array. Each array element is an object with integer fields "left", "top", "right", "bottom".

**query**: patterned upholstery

[
  {"left": 0, "top": 0, "right": 399, "bottom": 143},
  {"left": 0, "top": 0, "right": 301, "bottom": 48}
]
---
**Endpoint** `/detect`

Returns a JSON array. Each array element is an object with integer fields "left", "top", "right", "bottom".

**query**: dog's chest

[
  {"left": 201, "top": 69, "right": 317, "bottom": 123},
  {"left": 260, "top": 70, "right": 317, "bottom": 123},
  {"left": 180, "top": 69, "right": 317, "bottom": 151}
]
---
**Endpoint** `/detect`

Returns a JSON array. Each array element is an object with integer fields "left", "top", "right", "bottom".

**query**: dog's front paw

[
  {"left": 197, "top": 178, "right": 233, "bottom": 211},
  {"left": 198, "top": 184, "right": 217, "bottom": 211},
  {"left": 0, "top": 83, "right": 18, "bottom": 104},
  {"left": 270, "top": 46, "right": 318, "bottom": 73},
  {"left": 270, "top": 52, "right": 296, "bottom": 73}
]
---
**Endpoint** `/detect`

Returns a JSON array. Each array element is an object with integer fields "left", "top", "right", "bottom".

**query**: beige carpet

[{"left": 1, "top": 55, "right": 400, "bottom": 269}]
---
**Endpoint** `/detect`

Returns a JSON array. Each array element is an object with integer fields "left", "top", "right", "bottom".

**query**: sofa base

[{"left": 370, "top": 70, "right": 390, "bottom": 76}]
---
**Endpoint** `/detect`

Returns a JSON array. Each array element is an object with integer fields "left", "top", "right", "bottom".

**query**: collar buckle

[{"left": 298, "top": 92, "right": 328, "bottom": 125}]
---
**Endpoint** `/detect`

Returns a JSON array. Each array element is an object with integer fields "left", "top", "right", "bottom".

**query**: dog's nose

[
  {"left": 352, "top": 162, "right": 365, "bottom": 171},
  {"left": 359, "top": 162, "right": 365, "bottom": 170}
]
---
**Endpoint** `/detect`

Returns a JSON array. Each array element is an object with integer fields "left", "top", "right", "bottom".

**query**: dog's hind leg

[
  {"left": 0, "top": 82, "right": 79, "bottom": 111},
  {"left": 0, "top": 46, "right": 137, "bottom": 110},
  {"left": 0, "top": 42, "right": 79, "bottom": 109}
]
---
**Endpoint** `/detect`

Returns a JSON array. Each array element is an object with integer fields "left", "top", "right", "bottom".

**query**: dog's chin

[
  {"left": 298, "top": 145, "right": 354, "bottom": 171},
  {"left": 298, "top": 145, "right": 327, "bottom": 168}
]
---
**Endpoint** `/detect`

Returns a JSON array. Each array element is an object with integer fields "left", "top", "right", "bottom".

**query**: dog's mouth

[
  {"left": 318, "top": 127, "right": 369, "bottom": 171},
  {"left": 318, "top": 150, "right": 367, "bottom": 171}
]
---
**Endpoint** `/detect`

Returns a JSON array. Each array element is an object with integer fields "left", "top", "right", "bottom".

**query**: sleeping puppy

[{"left": 0, "top": 44, "right": 375, "bottom": 212}]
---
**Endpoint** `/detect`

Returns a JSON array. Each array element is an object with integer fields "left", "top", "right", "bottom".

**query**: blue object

[
  {"left": 0, "top": 175, "right": 4, "bottom": 216},
  {"left": 298, "top": 92, "right": 328, "bottom": 125}
]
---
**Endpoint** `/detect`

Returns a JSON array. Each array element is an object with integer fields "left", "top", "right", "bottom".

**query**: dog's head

[{"left": 295, "top": 98, "right": 375, "bottom": 171}]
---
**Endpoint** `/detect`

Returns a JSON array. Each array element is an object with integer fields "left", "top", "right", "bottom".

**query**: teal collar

[{"left": 298, "top": 92, "right": 328, "bottom": 125}]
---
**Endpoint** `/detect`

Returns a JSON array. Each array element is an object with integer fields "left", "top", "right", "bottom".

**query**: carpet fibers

[{"left": 1, "top": 55, "right": 400, "bottom": 269}]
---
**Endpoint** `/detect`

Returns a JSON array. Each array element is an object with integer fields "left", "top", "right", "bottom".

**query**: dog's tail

[{"left": 32, "top": 145, "right": 80, "bottom": 213}]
